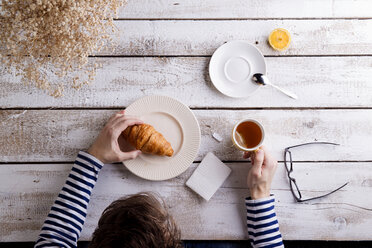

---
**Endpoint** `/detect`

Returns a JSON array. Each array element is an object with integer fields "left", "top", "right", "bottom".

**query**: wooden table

[{"left": 1, "top": 0, "right": 372, "bottom": 242}]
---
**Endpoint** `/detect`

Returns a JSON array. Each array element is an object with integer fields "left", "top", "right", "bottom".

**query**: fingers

[
  {"left": 246, "top": 149, "right": 260, "bottom": 163},
  {"left": 107, "top": 110, "right": 140, "bottom": 125},
  {"left": 108, "top": 110, "right": 125, "bottom": 122},
  {"left": 112, "top": 118, "right": 143, "bottom": 136},
  {"left": 110, "top": 114, "right": 141, "bottom": 128},
  {"left": 251, "top": 149, "right": 264, "bottom": 177},
  {"left": 259, "top": 146, "right": 278, "bottom": 169},
  {"left": 117, "top": 150, "right": 142, "bottom": 161},
  {"left": 243, "top": 151, "right": 252, "bottom": 159},
  {"left": 254, "top": 149, "right": 264, "bottom": 166}
]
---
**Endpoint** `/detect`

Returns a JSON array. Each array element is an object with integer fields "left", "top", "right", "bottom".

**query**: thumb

[
  {"left": 251, "top": 149, "right": 264, "bottom": 177},
  {"left": 118, "top": 150, "right": 141, "bottom": 161}
]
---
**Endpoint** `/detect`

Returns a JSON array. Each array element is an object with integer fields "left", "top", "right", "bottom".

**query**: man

[{"left": 35, "top": 111, "right": 283, "bottom": 248}]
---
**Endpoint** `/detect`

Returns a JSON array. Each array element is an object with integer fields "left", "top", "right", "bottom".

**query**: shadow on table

[{"left": 2, "top": 241, "right": 372, "bottom": 248}]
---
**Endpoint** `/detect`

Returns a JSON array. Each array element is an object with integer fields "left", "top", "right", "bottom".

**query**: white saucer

[{"left": 209, "top": 41, "right": 266, "bottom": 98}]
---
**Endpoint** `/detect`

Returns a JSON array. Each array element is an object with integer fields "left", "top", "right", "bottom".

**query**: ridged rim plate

[{"left": 123, "top": 95, "right": 201, "bottom": 181}]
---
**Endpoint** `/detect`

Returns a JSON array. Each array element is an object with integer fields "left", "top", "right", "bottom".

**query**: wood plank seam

[
  {"left": 86, "top": 54, "right": 372, "bottom": 57},
  {"left": 2, "top": 160, "right": 372, "bottom": 165},
  {"left": 3, "top": 107, "right": 372, "bottom": 110},
  {"left": 112, "top": 18, "right": 372, "bottom": 21}
]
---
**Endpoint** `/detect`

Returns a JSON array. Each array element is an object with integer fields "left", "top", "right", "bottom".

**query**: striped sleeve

[
  {"left": 245, "top": 195, "right": 284, "bottom": 248},
  {"left": 34, "top": 151, "right": 104, "bottom": 248}
]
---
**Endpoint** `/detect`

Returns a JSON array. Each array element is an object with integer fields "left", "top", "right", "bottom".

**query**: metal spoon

[{"left": 252, "top": 73, "right": 298, "bottom": 99}]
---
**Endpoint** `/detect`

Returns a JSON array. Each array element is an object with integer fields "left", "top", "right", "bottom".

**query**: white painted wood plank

[
  {"left": 1, "top": 56, "right": 372, "bottom": 108},
  {"left": 1, "top": 109, "right": 372, "bottom": 162},
  {"left": 120, "top": 0, "right": 372, "bottom": 19},
  {"left": 2, "top": 20, "right": 360, "bottom": 56},
  {"left": 1, "top": 162, "right": 371, "bottom": 241},
  {"left": 97, "top": 20, "right": 372, "bottom": 55}
]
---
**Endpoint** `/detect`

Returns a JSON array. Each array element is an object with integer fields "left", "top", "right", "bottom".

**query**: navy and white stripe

[
  {"left": 246, "top": 195, "right": 284, "bottom": 248},
  {"left": 34, "top": 151, "right": 104, "bottom": 248}
]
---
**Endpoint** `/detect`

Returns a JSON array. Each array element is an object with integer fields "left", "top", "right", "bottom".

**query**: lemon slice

[{"left": 268, "top": 28, "right": 291, "bottom": 51}]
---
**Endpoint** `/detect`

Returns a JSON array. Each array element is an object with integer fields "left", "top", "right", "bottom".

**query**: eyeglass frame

[{"left": 284, "top": 142, "right": 348, "bottom": 202}]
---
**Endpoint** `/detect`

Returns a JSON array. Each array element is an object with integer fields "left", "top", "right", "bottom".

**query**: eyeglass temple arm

[
  {"left": 297, "top": 182, "right": 349, "bottom": 203},
  {"left": 286, "top": 142, "right": 340, "bottom": 150}
]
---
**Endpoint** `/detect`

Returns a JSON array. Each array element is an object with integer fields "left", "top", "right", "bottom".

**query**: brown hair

[{"left": 89, "top": 192, "right": 183, "bottom": 248}]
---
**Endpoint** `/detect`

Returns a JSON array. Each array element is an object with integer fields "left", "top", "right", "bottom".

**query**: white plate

[
  {"left": 123, "top": 95, "right": 201, "bottom": 181},
  {"left": 209, "top": 40, "right": 266, "bottom": 98}
]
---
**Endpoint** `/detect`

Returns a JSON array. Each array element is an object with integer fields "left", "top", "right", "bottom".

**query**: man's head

[{"left": 89, "top": 192, "right": 183, "bottom": 248}]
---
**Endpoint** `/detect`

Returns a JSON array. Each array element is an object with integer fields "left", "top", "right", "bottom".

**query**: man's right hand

[{"left": 244, "top": 146, "right": 278, "bottom": 199}]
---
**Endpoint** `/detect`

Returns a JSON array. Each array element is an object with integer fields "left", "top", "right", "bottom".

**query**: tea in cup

[{"left": 232, "top": 119, "right": 265, "bottom": 151}]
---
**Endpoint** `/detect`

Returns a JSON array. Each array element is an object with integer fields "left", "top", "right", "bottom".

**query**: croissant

[{"left": 122, "top": 124, "right": 174, "bottom": 157}]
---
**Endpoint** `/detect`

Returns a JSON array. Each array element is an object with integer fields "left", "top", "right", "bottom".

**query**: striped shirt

[
  {"left": 35, "top": 151, "right": 103, "bottom": 248},
  {"left": 35, "top": 151, "right": 284, "bottom": 248},
  {"left": 246, "top": 196, "right": 284, "bottom": 248}
]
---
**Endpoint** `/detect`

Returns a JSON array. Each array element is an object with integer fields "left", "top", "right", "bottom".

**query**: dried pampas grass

[{"left": 0, "top": 0, "right": 126, "bottom": 97}]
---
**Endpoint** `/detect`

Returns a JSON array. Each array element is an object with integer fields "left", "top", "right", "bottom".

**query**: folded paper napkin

[{"left": 186, "top": 152, "right": 232, "bottom": 201}]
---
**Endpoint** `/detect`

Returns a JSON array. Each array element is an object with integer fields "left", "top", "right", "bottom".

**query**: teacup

[{"left": 231, "top": 119, "right": 265, "bottom": 152}]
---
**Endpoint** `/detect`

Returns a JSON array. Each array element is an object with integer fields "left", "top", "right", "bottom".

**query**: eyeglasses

[{"left": 284, "top": 142, "right": 348, "bottom": 202}]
